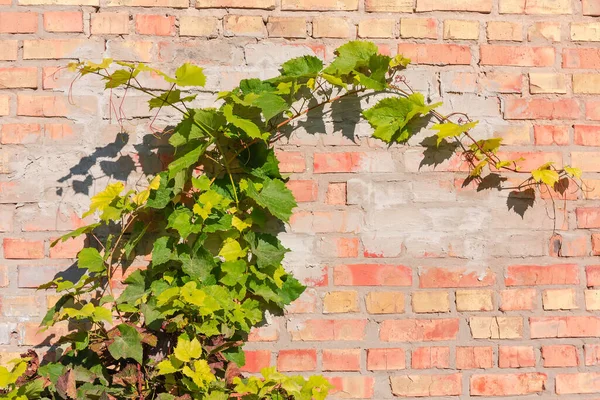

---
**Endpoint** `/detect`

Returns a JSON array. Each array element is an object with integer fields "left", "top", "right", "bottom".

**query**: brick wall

[{"left": 1, "top": 0, "right": 600, "bottom": 398}]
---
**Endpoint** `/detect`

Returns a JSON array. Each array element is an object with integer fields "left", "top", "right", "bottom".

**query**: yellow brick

[
  {"left": 573, "top": 74, "right": 600, "bottom": 94},
  {"left": 444, "top": 20, "right": 479, "bottom": 40},
  {"left": 530, "top": 73, "right": 567, "bottom": 94},
  {"left": 493, "top": 125, "right": 531, "bottom": 145},
  {"left": 470, "top": 317, "right": 523, "bottom": 339},
  {"left": 197, "top": 0, "right": 275, "bottom": 8},
  {"left": 323, "top": 291, "right": 359, "bottom": 313},
  {"left": 583, "top": 179, "right": 600, "bottom": 199},
  {"left": 267, "top": 17, "right": 306, "bottom": 38},
  {"left": 19, "top": 0, "right": 97, "bottom": 4},
  {"left": 528, "top": 22, "right": 561, "bottom": 42},
  {"left": 543, "top": 288, "right": 578, "bottom": 310},
  {"left": 0, "top": 95, "right": 9, "bottom": 116},
  {"left": 571, "top": 22, "right": 600, "bottom": 42},
  {"left": 487, "top": 21, "right": 522, "bottom": 41},
  {"left": 456, "top": 290, "right": 494, "bottom": 311},
  {"left": 312, "top": 17, "right": 352, "bottom": 38},
  {"left": 358, "top": 19, "right": 395, "bottom": 38},
  {"left": 499, "top": 0, "right": 524, "bottom": 13},
  {"left": 526, "top": 0, "right": 571, "bottom": 14},
  {"left": 412, "top": 292, "right": 449, "bottom": 313},
  {"left": 91, "top": 13, "right": 129, "bottom": 35},
  {"left": 107, "top": 0, "right": 187, "bottom": 6},
  {"left": 224, "top": 15, "right": 265, "bottom": 37},
  {"left": 0, "top": 41, "right": 18, "bottom": 61},
  {"left": 365, "top": 0, "right": 412, "bottom": 12},
  {"left": 366, "top": 292, "right": 404, "bottom": 314},
  {"left": 586, "top": 290, "right": 600, "bottom": 310},
  {"left": 180, "top": 16, "right": 218, "bottom": 37},
  {"left": 400, "top": 18, "right": 437, "bottom": 39}
]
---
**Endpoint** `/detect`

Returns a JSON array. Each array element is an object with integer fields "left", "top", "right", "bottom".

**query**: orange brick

[
  {"left": 277, "top": 349, "right": 316, "bottom": 371},
  {"left": 380, "top": 319, "right": 459, "bottom": 342},
  {"left": 322, "top": 349, "right": 360, "bottom": 371},
  {"left": 326, "top": 182, "right": 346, "bottom": 205},
  {"left": 397, "top": 43, "right": 471, "bottom": 65},
  {"left": 241, "top": 350, "right": 270, "bottom": 373},
  {"left": 286, "top": 180, "right": 318, "bottom": 202},
  {"left": 3, "top": 238, "right": 44, "bottom": 259},
  {"left": 471, "top": 373, "right": 546, "bottom": 396},
  {"left": 1, "top": 123, "right": 41, "bottom": 145},
  {"left": 0, "top": 12, "right": 37, "bottom": 33},
  {"left": 499, "top": 346, "right": 535, "bottom": 368},
  {"left": 500, "top": 288, "right": 537, "bottom": 310},
  {"left": 135, "top": 15, "right": 174, "bottom": 36},
  {"left": 481, "top": 45, "right": 554, "bottom": 66},
  {"left": 49, "top": 236, "right": 85, "bottom": 259},
  {"left": 0, "top": 68, "right": 37, "bottom": 89},
  {"left": 367, "top": 348, "right": 405, "bottom": 370},
  {"left": 0, "top": 41, "right": 18, "bottom": 61},
  {"left": 411, "top": 347, "right": 450, "bottom": 369},
  {"left": 456, "top": 347, "right": 493, "bottom": 369},
  {"left": 534, "top": 125, "right": 569, "bottom": 145},
  {"left": 44, "top": 11, "right": 83, "bottom": 32},
  {"left": 542, "top": 345, "right": 579, "bottom": 367},
  {"left": 504, "top": 98, "right": 579, "bottom": 120},
  {"left": 391, "top": 374, "right": 462, "bottom": 397}
]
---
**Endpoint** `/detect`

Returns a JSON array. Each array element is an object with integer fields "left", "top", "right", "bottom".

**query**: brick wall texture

[{"left": 1, "top": 0, "right": 600, "bottom": 398}]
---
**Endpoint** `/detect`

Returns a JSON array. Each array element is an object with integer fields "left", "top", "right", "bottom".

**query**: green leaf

[
  {"left": 279, "top": 275, "right": 305, "bottom": 306},
  {"left": 108, "top": 324, "right": 143, "bottom": 364},
  {"left": 104, "top": 69, "right": 136, "bottom": 89},
  {"left": 324, "top": 41, "right": 379, "bottom": 75},
  {"left": 167, "top": 208, "right": 194, "bottom": 239},
  {"left": 239, "top": 78, "right": 275, "bottom": 95},
  {"left": 252, "top": 93, "right": 288, "bottom": 121},
  {"left": 179, "top": 247, "right": 215, "bottom": 281},
  {"left": 77, "top": 248, "right": 105, "bottom": 273},
  {"left": 242, "top": 178, "right": 297, "bottom": 222},
  {"left": 117, "top": 269, "right": 147, "bottom": 304},
  {"left": 281, "top": 55, "right": 323, "bottom": 77},
  {"left": 174, "top": 63, "right": 206, "bottom": 87},
  {"left": 182, "top": 360, "right": 214, "bottom": 390},
  {"left": 220, "top": 260, "right": 247, "bottom": 286},
  {"left": 223, "top": 346, "right": 245, "bottom": 367},
  {"left": 152, "top": 236, "right": 172, "bottom": 266},
  {"left": 174, "top": 333, "right": 202, "bottom": 362},
  {"left": 51, "top": 223, "right": 100, "bottom": 247},
  {"left": 321, "top": 73, "right": 346, "bottom": 88},
  {"left": 149, "top": 90, "right": 197, "bottom": 109},
  {"left": 146, "top": 172, "right": 172, "bottom": 209},
  {"left": 156, "top": 356, "right": 183, "bottom": 375},
  {"left": 389, "top": 54, "right": 411, "bottom": 68},
  {"left": 432, "top": 120, "right": 479, "bottom": 146},
  {"left": 167, "top": 141, "right": 208, "bottom": 180},
  {"left": 223, "top": 104, "right": 263, "bottom": 139},
  {"left": 192, "top": 175, "right": 211, "bottom": 191},
  {"left": 83, "top": 182, "right": 124, "bottom": 218},
  {"left": 245, "top": 232, "right": 288, "bottom": 269}
]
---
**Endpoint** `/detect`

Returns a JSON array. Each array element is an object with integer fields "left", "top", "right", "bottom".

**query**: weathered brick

[
  {"left": 470, "top": 373, "right": 546, "bottom": 396},
  {"left": 411, "top": 346, "right": 450, "bottom": 369},
  {"left": 196, "top": 0, "right": 274, "bottom": 7},
  {"left": 556, "top": 372, "right": 600, "bottom": 394},
  {"left": 323, "top": 349, "right": 360, "bottom": 371},
  {"left": 367, "top": 348, "right": 405, "bottom": 370},
  {"left": 365, "top": 292, "right": 404, "bottom": 314},
  {"left": 267, "top": 17, "right": 305, "bottom": 38},
  {"left": 456, "top": 290, "right": 494, "bottom": 311},
  {"left": 584, "top": 0, "right": 600, "bottom": 15},
  {"left": 487, "top": 21, "right": 522, "bottom": 41},
  {"left": 358, "top": 18, "right": 395, "bottom": 38},
  {"left": 0, "top": 41, "right": 18, "bottom": 61},
  {"left": 325, "top": 182, "right": 346, "bottom": 205},
  {"left": 534, "top": 125, "right": 569, "bottom": 145},
  {"left": 417, "top": 0, "right": 491, "bottom": 12},
  {"left": 481, "top": 45, "right": 555, "bottom": 66},
  {"left": 135, "top": 15, "right": 175, "bottom": 36},
  {"left": 24, "top": 39, "right": 104, "bottom": 59},
  {"left": 334, "top": 264, "right": 412, "bottom": 286},
  {"left": 499, "top": 346, "right": 535, "bottom": 368},
  {"left": 412, "top": 291, "right": 450, "bottom": 313},
  {"left": 91, "top": 13, "right": 129, "bottom": 35},
  {"left": 287, "top": 180, "right": 318, "bottom": 202},
  {"left": 500, "top": 288, "right": 536, "bottom": 311},
  {"left": 312, "top": 17, "right": 352, "bottom": 39},
  {"left": 365, "top": 0, "right": 412, "bottom": 12},
  {"left": 585, "top": 343, "right": 600, "bottom": 365},
  {"left": 572, "top": 152, "right": 600, "bottom": 172},
  {"left": 400, "top": 18, "right": 437, "bottom": 39},
  {"left": 529, "top": 21, "right": 561, "bottom": 41},
  {"left": 284, "top": 0, "right": 357, "bottom": 10},
  {"left": 456, "top": 347, "right": 493, "bottom": 369},
  {"left": 323, "top": 291, "right": 359, "bottom": 313},
  {"left": 563, "top": 48, "right": 600, "bottom": 69},
  {"left": 397, "top": 43, "right": 471, "bottom": 65},
  {"left": 575, "top": 125, "right": 600, "bottom": 146},
  {"left": 0, "top": 68, "right": 38, "bottom": 89},
  {"left": 543, "top": 288, "right": 578, "bottom": 310},
  {"left": 380, "top": 319, "right": 459, "bottom": 342},
  {"left": 531, "top": 316, "right": 600, "bottom": 338},
  {"left": 469, "top": 316, "right": 523, "bottom": 339},
  {"left": 108, "top": 0, "right": 187, "bottom": 6},
  {"left": 44, "top": 11, "right": 83, "bottom": 32},
  {"left": 277, "top": 349, "right": 316, "bottom": 371},
  {"left": 390, "top": 374, "right": 462, "bottom": 397},
  {"left": 574, "top": 74, "right": 600, "bottom": 94},
  {"left": 4, "top": 238, "right": 44, "bottom": 259},
  {"left": 179, "top": 16, "right": 217, "bottom": 37},
  {"left": 542, "top": 345, "right": 578, "bottom": 367},
  {"left": 589, "top": 266, "right": 600, "bottom": 286},
  {"left": 328, "top": 377, "right": 374, "bottom": 399},
  {"left": 419, "top": 266, "right": 495, "bottom": 288},
  {"left": 529, "top": 73, "right": 567, "bottom": 94},
  {"left": 288, "top": 319, "right": 366, "bottom": 341},
  {"left": 504, "top": 98, "right": 579, "bottom": 120}
]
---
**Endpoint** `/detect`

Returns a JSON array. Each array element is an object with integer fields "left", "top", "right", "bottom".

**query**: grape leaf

[
  {"left": 324, "top": 41, "right": 378, "bottom": 75},
  {"left": 108, "top": 324, "right": 143, "bottom": 364},
  {"left": 432, "top": 120, "right": 479, "bottom": 146},
  {"left": 174, "top": 63, "right": 206, "bottom": 87},
  {"left": 281, "top": 55, "right": 323, "bottom": 77},
  {"left": 242, "top": 178, "right": 297, "bottom": 222},
  {"left": 77, "top": 248, "right": 105, "bottom": 273}
]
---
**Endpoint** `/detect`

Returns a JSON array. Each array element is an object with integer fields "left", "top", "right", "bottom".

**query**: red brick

[
  {"left": 456, "top": 347, "right": 493, "bottom": 369},
  {"left": 506, "top": 264, "right": 579, "bottom": 286},
  {"left": 135, "top": 15, "right": 175, "bottom": 36},
  {"left": 481, "top": 45, "right": 554, "bottom": 66},
  {"left": 275, "top": 151, "right": 305, "bottom": 173},
  {"left": 411, "top": 347, "right": 450, "bottom": 369},
  {"left": 577, "top": 207, "right": 600, "bottom": 228},
  {"left": 534, "top": 125, "right": 569, "bottom": 145},
  {"left": 17, "top": 94, "right": 68, "bottom": 117},
  {"left": 380, "top": 319, "right": 459, "bottom": 342},
  {"left": 1, "top": 123, "right": 41, "bottom": 144},
  {"left": 0, "top": 12, "right": 37, "bottom": 33},
  {"left": 241, "top": 350, "right": 270, "bottom": 373},
  {"left": 328, "top": 377, "right": 374, "bottom": 399},
  {"left": 563, "top": 48, "right": 600, "bottom": 69},
  {"left": 587, "top": 265, "right": 600, "bottom": 286},
  {"left": 504, "top": 98, "right": 580, "bottom": 120},
  {"left": 470, "top": 373, "right": 546, "bottom": 396},
  {"left": 499, "top": 346, "right": 535, "bottom": 368},
  {"left": 333, "top": 264, "right": 412, "bottom": 286},
  {"left": 391, "top": 374, "right": 462, "bottom": 397},
  {"left": 542, "top": 345, "right": 579, "bottom": 367},
  {"left": 288, "top": 319, "right": 366, "bottom": 341},
  {"left": 3, "top": 238, "right": 44, "bottom": 259},
  {"left": 286, "top": 180, "right": 317, "bottom": 202},
  {"left": 313, "top": 152, "right": 394, "bottom": 173},
  {"left": 585, "top": 344, "right": 600, "bottom": 365},
  {"left": 277, "top": 349, "right": 316, "bottom": 371},
  {"left": 419, "top": 266, "right": 495, "bottom": 288},
  {"left": 21, "top": 322, "right": 69, "bottom": 346},
  {"left": 531, "top": 316, "right": 600, "bottom": 338},
  {"left": 556, "top": 372, "right": 600, "bottom": 394},
  {"left": 397, "top": 43, "right": 471, "bottom": 65},
  {"left": 500, "top": 288, "right": 536, "bottom": 310},
  {"left": 0, "top": 68, "right": 38, "bottom": 89},
  {"left": 575, "top": 125, "right": 600, "bottom": 146},
  {"left": 367, "top": 348, "right": 405, "bottom": 370},
  {"left": 44, "top": 11, "right": 83, "bottom": 32},
  {"left": 49, "top": 236, "right": 85, "bottom": 259},
  {"left": 322, "top": 349, "right": 360, "bottom": 371}
]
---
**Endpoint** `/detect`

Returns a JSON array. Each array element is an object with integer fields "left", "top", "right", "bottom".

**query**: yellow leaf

[
  {"left": 564, "top": 166, "right": 582, "bottom": 179},
  {"left": 149, "top": 175, "right": 161, "bottom": 190},
  {"left": 232, "top": 216, "right": 252, "bottom": 232},
  {"left": 83, "top": 182, "right": 124, "bottom": 218},
  {"left": 173, "top": 334, "right": 202, "bottom": 362},
  {"left": 182, "top": 360, "right": 214, "bottom": 389},
  {"left": 532, "top": 168, "right": 559, "bottom": 186},
  {"left": 132, "top": 190, "right": 150, "bottom": 205}
]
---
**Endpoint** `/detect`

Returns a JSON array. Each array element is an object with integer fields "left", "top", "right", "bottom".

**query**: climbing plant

[{"left": 1, "top": 41, "right": 583, "bottom": 400}]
